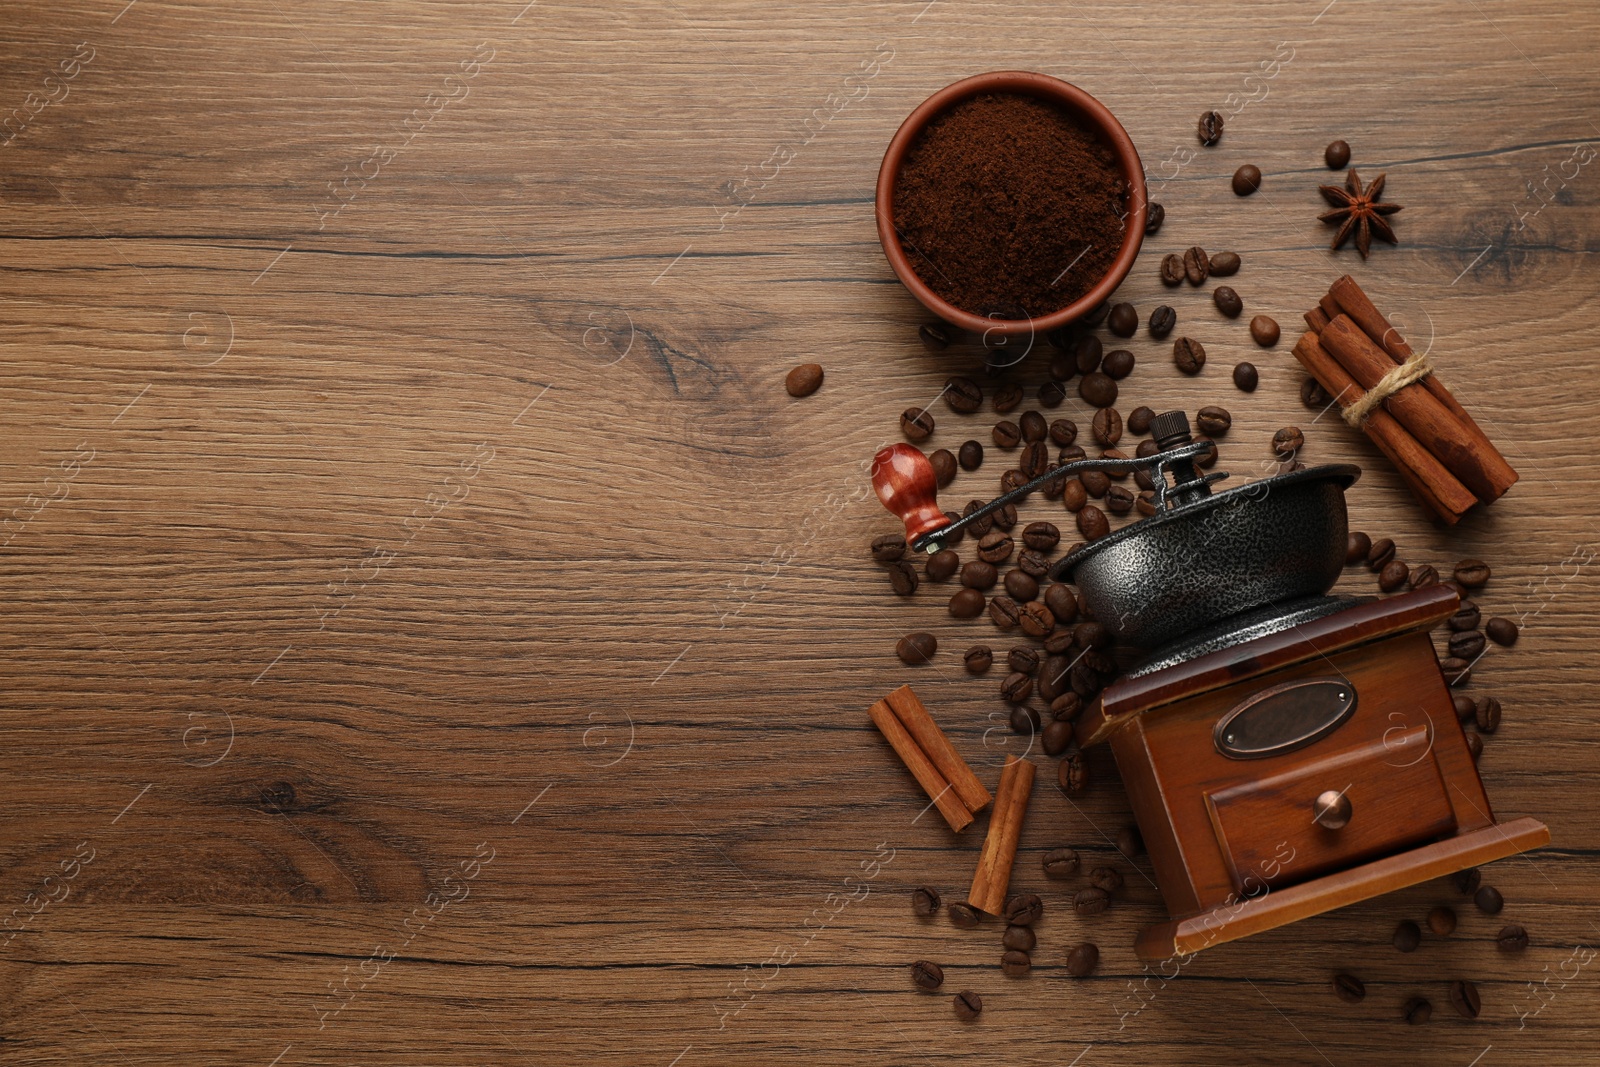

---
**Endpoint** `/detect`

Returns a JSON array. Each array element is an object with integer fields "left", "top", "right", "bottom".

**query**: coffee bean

[
  {"left": 870, "top": 534, "right": 907, "bottom": 562},
  {"left": 1058, "top": 752, "right": 1088, "bottom": 793},
  {"left": 1107, "top": 302, "right": 1138, "bottom": 338},
  {"left": 912, "top": 886, "right": 942, "bottom": 917},
  {"left": 1497, "top": 924, "right": 1530, "bottom": 951},
  {"left": 901, "top": 407, "right": 935, "bottom": 441},
  {"left": 1193, "top": 436, "right": 1219, "bottom": 468},
  {"left": 1020, "top": 440, "right": 1051, "bottom": 478},
  {"left": 961, "top": 560, "right": 998, "bottom": 591},
  {"left": 887, "top": 561, "right": 919, "bottom": 596},
  {"left": 1394, "top": 920, "right": 1422, "bottom": 952},
  {"left": 1473, "top": 884, "right": 1505, "bottom": 915},
  {"left": 1448, "top": 630, "right": 1486, "bottom": 659},
  {"left": 911, "top": 959, "right": 945, "bottom": 991},
  {"left": 1451, "top": 867, "right": 1482, "bottom": 894},
  {"left": 1104, "top": 485, "right": 1134, "bottom": 515},
  {"left": 1002, "top": 570, "right": 1038, "bottom": 603},
  {"left": 1173, "top": 337, "right": 1207, "bottom": 374},
  {"left": 896, "top": 632, "right": 937, "bottom": 665},
  {"left": 1065, "top": 942, "right": 1100, "bottom": 976},
  {"left": 1012, "top": 411, "right": 1044, "bottom": 445},
  {"left": 1042, "top": 717, "right": 1075, "bottom": 755},
  {"left": 1367, "top": 537, "right": 1396, "bottom": 570},
  {"left": 1402, "top": 996, "right": 1432, "bottom": 1025},
  {"left": 1038, "top": 380, "right": 1066, "bottom": 408},
  {"left": 1449, "top": 979, "right": 1481, "bottom": 1020},
  {"left": 1018, "top": 601, "right": 1053, "bottom": 638},
  {"left": 962, "top": 500, "right": 994, "bottom": 537},
  {"left": 1301, "top": 376, "right": 1331, "bottom": 408},
  {"left": 938, "top": 512, "right": 964, "bottom": 546},
  {"left": 1455, "top": 559, "right": 1491, "bottom": 588},
  {"left": 1194, "top": 406, "right": 1232, "bottom": 437},
  {"left": 988, "top": 595, "right": 1021, "bottom": 630},
  {"left": 920, "top": 322, "right": 954, "bottom": 350},
  {"left": 1244, "top": 315, "right": 1280, "bottom": 349},
  {"left": 785, "top": 363, "right": 824, "bottom": 397},
  {"left": 1428, "top": 906, "right": 1457, "bottom": 936},
  {"left": 949, "top": 587, "right": 986, "bottom": 618},
  {"left": 1018, "top": 549, "right": 1050, "bottom": 578},
  {"left": 1043, "top": 420, "right": 1078, "bottom": 451},
  {"left": 1075, "top": 621, "right": 1110, "bottom": 650},
  {"left": 1145, "top": 201, "right": 1165, "bottom": 234},
  {"left": 1160, "top": 253, "right": 1185, "bottom": 286},
  {"left": 944, "top": 375, "right": 983, "bottom": 413},
  {"left": 1060, "top": 477, "right": 1088, "bottom": 512},
  {"left": 1486, "top": 616, "right": 1518, "bottom": 646},
  {"left": 1197, "top": 110, "right": 1224, "bottom": 146},
  {"left": 1043, "top": 586, "right": 1079, "bottom": 626},
  {"left": 1090, "top": 866, "right": 1123, "bottom": 893},
  {"left": 1003, "top": 924, "right": 1037, "bottom": 952},
  {"left": 1001, "top": 671, "right": 1034, "bottom": 704},
  {"left": 1005, "top": 894, "right": 1043, "bottom": 926},
  {"left": 963, "top": 646, "right": 993, "bottom": 674},
  {"left": 1450, "top": 600, "right": 1480, "bottom": 631},
  {"left": 1379, "top": 559, "right": 1409, "bottom": 592},
  {"left": 1409, "top": 563, "right": 1439, "bottom": 590},
  {"left": 930, "top": 448, "right": 958, "bottom": 487},
  {"left": 1127, "top": 406, "right": 1155, "bottom": 435},
  {"left": 978, "top": 532, "right": 1014, "bottom": 565},
  {"left": 926, "top": 549, "right": 959, "bottom": 583},
  {"left": 953, "top": 990, "right": 983, "bottom": 1020},
  {"left": 1325, "top": 139, "right": 1351, "bottom": 169},
  {"left": 1091, "top": 408, "right": 1123, "bottom": 447},
  {"left": 1333, "top": 973, "right": 1366, "bottom": 1003},
  {"left": 1466, "top": 731, "right": 1483, "bottom": 760},
  {"left": 1232, "top": 362, "right": 1259, "bottom": 391},
  {"left": 1006, "top": 645, "right": 1040, "bottom": 674},
  {"left": 993, "top": 502, "right": 1018, "bottom": 531},
  {"left": 1043, "top": 847, "right": 1080, "bottom": 879},
  {"left": 1476, "top": 696, "right": 1501, "bottom": 734},
  {"left": 948, "top": 902, "right": 981, "bottom": 928},
  {"left": 1209, "top": 251, "right": 1241, "bottom": 276},
  {"left": 1097, "top": 352, "right": 1133, "bottom": 384},
  {"left": 1452, "top": 694, "right": 1477, "bottom": 721},
  {"left": 1213, "top": 286, "right": 1243, "bottom": 318},
  {"left": 1145, "top": 306, "right": 1177, "bottom": 340},
  {"left": 1053, "top": 693, "right": 1083, "bottom": 721},
  {"left": 956, "top": 441, "right": 984, "bottom": 475},
  {"left": 1345, "top": 532, "right": 1372, "bottom": 565},
  {"left": 1000, "top": 469, "right": 1027, "bottom": 493},
  {"left": 1272, "top": 426, "right": 1304, "bottom": 457},
  {"left": 1009, "top": 705, "right": 1041, "bottom": 736},
  {"left": 1442, "top": 657, "right": 1472, "bottom": 687},
  {"left": 1183, "top": 246, "right": 1210, "bottom": 285},
  {"left": 1232, "top": 163, "right": 1262, "bottom": 195},
  {"left": 1079, "top": 372, "right": 1118, "bottom": 408},
  {"left": 1077, "top": 505, "right": 1110, "bottom": 541},
  {"left": 1014, "top": 521, "right": 1059, "bottom": 554},
  {"left": 1073, "top": 887, "right": 1110, "bottom": 916},
  {"left": 993, "top": 420, "right": 1021, "bottom": 449},
  {"left": 993, "top": 382, "right": 1024, "bottom": 413},
  {"left": 1082, "top": 301, "right": 1111, "bottom": 326}
]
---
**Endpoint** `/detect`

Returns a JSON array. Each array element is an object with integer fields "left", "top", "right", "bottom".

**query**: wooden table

[{"left": 3, "top": 1, "right": 1597, "bottom": 1063}]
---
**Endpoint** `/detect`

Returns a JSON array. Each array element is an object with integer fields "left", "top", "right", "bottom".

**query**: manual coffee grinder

[{"left": 874, "top": 411, "right": 1548, "bottom": 958}]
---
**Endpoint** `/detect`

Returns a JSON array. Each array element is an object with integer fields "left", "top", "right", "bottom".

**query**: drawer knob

[{"left": 1312, "top": 789, "right": 1353, "bottom": 830}]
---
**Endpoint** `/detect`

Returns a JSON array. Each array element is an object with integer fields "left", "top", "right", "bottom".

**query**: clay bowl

[{"left": 875, "top": 71, "right": 1147, "bottom": 342}]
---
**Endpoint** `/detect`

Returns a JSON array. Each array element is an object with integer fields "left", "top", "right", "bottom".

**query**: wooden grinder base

[{"left": 1074, "top": 586, "right": 1550, "bottom": 961}]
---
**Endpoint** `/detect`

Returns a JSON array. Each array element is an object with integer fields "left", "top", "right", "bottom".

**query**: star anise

[{"left": 1318, "top": 169, "right": 1402, "bottom": 257}]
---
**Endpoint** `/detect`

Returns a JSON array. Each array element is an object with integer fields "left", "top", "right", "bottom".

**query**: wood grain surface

[{"left": 3, "top": 1, "right": 1599, "bottom": 1063}]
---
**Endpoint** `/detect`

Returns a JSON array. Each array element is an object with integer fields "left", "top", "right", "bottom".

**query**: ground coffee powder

[{"left": 893, "top": 93, "right": 1126, "bottom": 319}]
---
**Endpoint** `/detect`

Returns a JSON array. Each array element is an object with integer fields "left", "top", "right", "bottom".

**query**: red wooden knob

[{"left": 872, "top": 444, "right": 949, "bottom": 544}]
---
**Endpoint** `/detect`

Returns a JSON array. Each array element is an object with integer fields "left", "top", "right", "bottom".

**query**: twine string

[{"left": 1341, "top": 351, "right": 1434, "bottom": 427}]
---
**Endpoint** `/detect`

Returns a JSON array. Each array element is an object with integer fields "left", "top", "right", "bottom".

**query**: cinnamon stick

[
  {"left": 1305, "top": 306, "right": 1331, "bottom": 333},
  {"left": 1319, "top": 315, "right": 1517, "bottom": 504},
  {"left": 868, "top": 698, "right": 973, "bottom": 832},
  {"left": 885, "top": 685, "right": 992, "bottom": 815},
  {"left": 969, "top": 755, "right": 1035, "bottom": 914},
  {"left": 1291, "top": 331, "right": 1476, "bottom": 523},
  {"left": 1318, "top": 293, "right": 1341, "bottom": 322}
]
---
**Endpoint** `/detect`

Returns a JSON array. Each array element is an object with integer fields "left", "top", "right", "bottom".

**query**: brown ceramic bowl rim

[{"left": 875, "top": 71, "right": 1147, "bottom": 339}]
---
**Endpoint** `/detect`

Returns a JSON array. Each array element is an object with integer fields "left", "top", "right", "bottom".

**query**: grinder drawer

[{"left": 1205, "top": 725, "right": 1458, "bottom": 892}]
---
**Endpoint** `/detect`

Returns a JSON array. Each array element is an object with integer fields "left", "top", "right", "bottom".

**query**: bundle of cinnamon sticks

[{"left": 1295, "top": 276, "right": 1517, "bottom": 524}]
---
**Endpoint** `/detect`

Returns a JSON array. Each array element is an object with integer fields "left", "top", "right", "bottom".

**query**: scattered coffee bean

[
  {"left": 1475, "top": 885, "right": 1504, "bottom": 914},
  {"left": 1020, "top": 521, "right": 1060, "bottom": 553},
  {"left": 1148, "top": 305, "right": 1177, "bottom": 339},
  {"left": 1073, "top": 887, "right": 1110, "bottom": 916},
  {"left": 1498, "top": 924, "right": 1530, "bottom": 951},
  {"left": 1233, "top": 362, "right": 1259, "bottom": 391},
  {"left": 994, "top": 503, "right": 1020, "bottom": 531},
  {"left": 1058, "top": 752, "right": 1088, "bottom": 793},
  {"left": 887, "top": 561, "right": 919, "bottom": 596},
  {"left": 1127, "top": 406, "right": 1155, "bottom": 435},
  {"left": 1325, "top": 139, "right": 1351, "bottom": 169},
  {"left": 1466, "top": 731, "right": 1483, "bottom": 760},
  {"left": 1049, "top": 419, "right": 1079, "bottom": 447},
  {"left": 870, "top": 534, "right": 907, "bottom": 562},
  {"left": 912, "top": 886, "right": 942, "bottom": 917},
  {"left": 1173, "top": 337, "right": 1206, "bottom": 375},
  {"left": 1004, "top": 894, "right": 1043, "bottom": 926},
  {"left": 1450, "top": 600, "right": 1481, "bottom": 631},
  {"left": 1452, "top": 693, "right": 1477, "bottom": 721},
  {"left": 1301, "top": 376, "right": 1331, "bottom": 408},
  {"left": 1019, "top": 601, "right": 1055, "bottom": 639},
  {"left": 1367, "top": 537, "right": 1396, "bottom": 570},
  {"left": 993, "top": 382, "right": 1024, "bottom": 413},
  {"left": 1197, "top": 110, "right": 1224, "bottom": 146},
  {"left": 1249, "top": 314, "right": 1280, "bottom": 347},
  {"left": 1001, "top": 671, "right": 1034, "bottom": 705},
  {"left": 912, "top": 959, "right": 945, "bottom": 991},
  {"left": 949, "top": 587, "right": 985, "bottom": 618},
  {"left": 939, "top": 512, "right": 964, "bottom": 546},
  {"left": 896, "top": 632, "right": 937, "bottom": 665},
  {"left": 944, "top": 375, "right": 983, "bottom": 413},
  {"left": 988, "top": 595, "right": 1021, "bottom": 629},
  {"left": 1428, "top": 906, "right": 1457, "bottom": 936},
  {"left": 953, "top": 990, "right": 983, "bottom": 1020},
  {"left": 1000, "top": 469, "right": 1027, "bottom": 493},
  {"left": 1379, "top": 559, "right": 1410, "bottom": 592},
  {"left": 1183, "top": 246, "right": 1210, "bottom": 285},
  {"left": 901, "top": 407, "right": 934, "bottom": 441},
  {"left": 1449, "top": 979, "right": 1481, "bottom": 1020},
  {"left": 1073, "top": 336, "right": 1103, "bottom": 375},
  {"left": 1019, "top": 410, "right": 1047, "bottom": 444},
  {"left": 1043, "top": 586, "right": 1078, "bottom": 626},
  {"left": 920, "top": 323, "right": 953, "bottom": 351},
  {"left": 1403, "top": 996, "right": 1432, "bottom": 1025},
  {"left": 1409, "top": 563, "right": 1439, "bottom": 589},
  {"left": 1136, "top": 491, "right": 1156, "bottom": 515},
  {"left": 948, "top": 902, "right": 981, "bottom": 928},
  {"left": 1271, "top": 426, "right": 1304, "bottom": 457},
  {"left": 1043, "top": 847, "right": 1080, "bottom": 879},
  {"left": 1079, "top": 372, "right": 1118, "bottom": 408},
  {"left": 1394, "top": 920, "right": 1422, "bottom": 952},
  {"left": 926, "top": 549, "right": 959, "bottom": 582},
  {"left": 1486, "top": 617, "right": 1518, "bottom": 646},
  {"left": 930, "top": 448, "right": 957, "bottom": 487},
  {"left": 785, "top": 363, "right": 824, "bottom": 397},
  {"left": 963, "top": 646, "right": 994, "bottom": 675},
  {"left": 1018, "top": 549, "right": 1050, "bottom": 578},
  {"left": 1346, "top": 532, "right": 1372, "bottom": 564},
  {"left": 1451, "top": 867, "right": 1482, "bottom": 894},
  {"left": 1001, "top": 948, "right": 1032, "bottom": 978},
  {"left": 1209, "top": 251, "right": 1241, "bottom": 276},
  {"left": 1193, "top": 436, "right": 1219, "bottom": 468},
  {"left": 1105, "top": 485, "right": 1134, "bottom": 514},
  {"left": 1065, "top": 942, "right": 1100, "bottom": 976},
  {"left": 1008, "top": 705, "right": 1041, "bottom": 736},
  {"left": 1003, "top": 924, "right": 1037, "bottom": 952},
  {"left": 1449, "top": 630, "right": 1486, "bottom": 659},
  {"left": 1077, "top": 506, "right": 1110, "bottom": 541},
  {"left": 1442, "top": 656, "right": 1472, "bottom": 686},
  {"left": 1038, "top": 380, "right": 1066, "bottom": 407},
  {"left": 958, "top": 441, "right": 985, "bottom": 474},
  {"left": 1160, "top": 252, "right": 1185, "bottom": 286},
  {"left": 1455, "top": 559, "right": 1491, "bottom": 588},
  {"left": 1117, "top": 824, "right": 1144, "bottom": 856},
  {"left": 1060, "top": 477, "right": 1088, "bottom": 512},
  {"left": 1213, "top": 286, "right": 1243, "bottom": 318},
  {"left": 1090, "top": 866, "right": 1123, "bottom": 894},
  {"left": 1041, "top": 717, "right": 1075, "bottom": 756},
  {"left": 1333, "top": 973, "right": 1366, "bottom": 1003},
  {"left": 1476, "top": 696, "right": 1501, "bottom": 734},
  {"left": 993, "top": 420, "right": 1021, "bottom": 449},
  {"left": 978, "top": 532, "right": 1014, "bottom": 565},
  {"left": 961, "top": 560, "right": 998, "bottom": 590},
  {"left": 1092, "top": 408, "right": 1123, "bottom": 446},
  {"left": 1232, "top": 163, "right": 1262, "bottom": 195},
  {"left": 1082, "top": 301, "right": 1110, "bottom": 326},
  {"left": 962, "top": 500, "right": 994, "bottom": 537},
  {"left": 1196, "top": 406, "right": 1232, "bottom": 436},
  {"left": 1020, "top": 440, "right": 1051, "bottom": 478},
  {"left": 1005, "top": 570, "right": 1039, "bottom": 603},
  {"left": 1107, "top": 302, "right": 1138, "bottom": 338}
]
